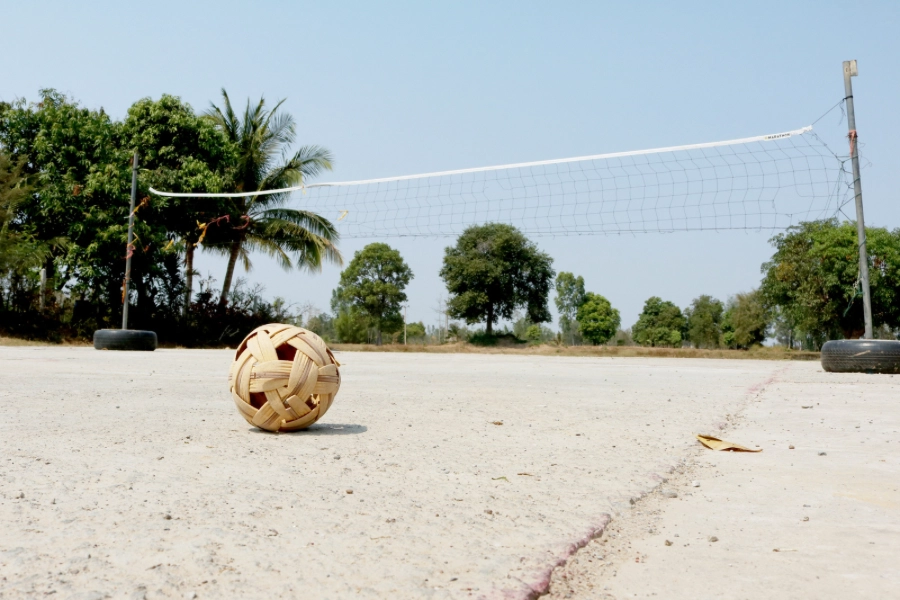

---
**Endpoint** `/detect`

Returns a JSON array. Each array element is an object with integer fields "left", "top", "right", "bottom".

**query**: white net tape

[{"left": 152, "top": 126, "right": 848, "bottom": 238}]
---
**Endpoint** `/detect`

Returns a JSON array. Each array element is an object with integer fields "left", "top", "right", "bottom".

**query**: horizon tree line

[{"left": 2, "top": 90, "right": 898, "bottom": 348}]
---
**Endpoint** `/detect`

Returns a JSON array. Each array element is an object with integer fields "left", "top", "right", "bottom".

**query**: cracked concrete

[{"left": 545, "top": 363, "right": 900, "bottom": 599}]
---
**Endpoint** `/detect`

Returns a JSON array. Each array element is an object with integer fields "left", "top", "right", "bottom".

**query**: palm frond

[
  {"left": 255, "top": 165, "right": 302, "bottom": 200},
  {"left": 290, "top": 145, "right": 334, "bottom": 179},
  {"left": 201, "top": 90, "right": 343, "bottom": 292},
  {"left": 251, "top": 214, "right": 343, "bottom": 270},
  {"left": 265, "top": 109, "right": 296, "bottom": 149},
  {"left": 258, "top": 208, "right": 339, "bottom": 241},
  {"left": 243, "top": 235, "right": 293, "bottom": 271},
  {"left": 238, "top": 245, "right": 253, "bottom": 272},
  {"left": 246, "top": 191, "right": 292, "bottom": 211},
  {"left": 206, "top": 89, "right": 240, "bottom": 143},
  {"left": 199, "top": 241, "right": 235, "bottom": 257},
  {"left": 255, "top": 146, "right": 334, "bottom": 197}
]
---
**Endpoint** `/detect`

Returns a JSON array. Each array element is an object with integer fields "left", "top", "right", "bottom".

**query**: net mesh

[
  {"left": 295, "top": 128, "right": 847, "bottom": 238},
  {"left": 152, "top": 126, "right": 850, "bottom": 238}
]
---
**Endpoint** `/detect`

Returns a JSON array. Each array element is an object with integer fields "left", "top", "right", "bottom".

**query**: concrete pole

[
  {"left": 122, "top": 150, "right": 139, "bottom": 330},
  {"left": 842, "top": 60, "right": 873, "bottom": 339},
  {"left": 404, "top": 305, "right": 407, "bottom": 345}
]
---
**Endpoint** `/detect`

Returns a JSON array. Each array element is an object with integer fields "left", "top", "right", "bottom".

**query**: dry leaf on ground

[{"left": 696, "top": 434, "right": 762, "bottom": 452}]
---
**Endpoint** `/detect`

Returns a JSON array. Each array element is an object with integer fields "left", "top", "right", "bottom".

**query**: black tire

[
  {"left": 821, "top": 339, "right": 900, "bottom": 374},
  {"left": 93, "top": 329, "right": 158, "bottom": 351}
]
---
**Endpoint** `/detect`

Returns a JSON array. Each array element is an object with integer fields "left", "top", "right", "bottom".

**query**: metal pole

[
  {"left": 842, "top": 60, "right": 873, "bottom": 339},
  {"left": 404, "top": 305, "right": 407, "bottom": 345},
  {"left": 39, "top": 268, "right": 46, "bottom": 311},
  {"left": 122, "top": 150, "right": 139, "bottom": 330}
]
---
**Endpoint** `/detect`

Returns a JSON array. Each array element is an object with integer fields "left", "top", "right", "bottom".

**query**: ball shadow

[{"left": 247, "top": 423, "right": 367, "bottom": 436}]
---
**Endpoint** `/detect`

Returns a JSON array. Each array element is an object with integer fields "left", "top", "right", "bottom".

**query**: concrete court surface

[
  {"left": 0, "top": 347, "right": 896, "bottom": 599},
  {"left": 546, "top": 360, "right": 900, "bottom": 599}
]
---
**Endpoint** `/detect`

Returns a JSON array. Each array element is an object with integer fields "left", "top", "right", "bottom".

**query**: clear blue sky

[{"left": 2, "top": 1, "right": 898, "bottom": 329}]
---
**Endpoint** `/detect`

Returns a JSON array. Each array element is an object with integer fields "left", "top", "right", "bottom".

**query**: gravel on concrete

[{"left": 0, "top": 348, "right": 860, "bottom": 599}]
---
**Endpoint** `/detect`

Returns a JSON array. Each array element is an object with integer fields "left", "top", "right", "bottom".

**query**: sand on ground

[{"left": 0, "top": 348, "right": 896, "bottom": 599}]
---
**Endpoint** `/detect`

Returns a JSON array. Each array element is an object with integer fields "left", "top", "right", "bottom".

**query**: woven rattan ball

[{"left": 229, "top": 324, "right": 341, "bottom": 432}]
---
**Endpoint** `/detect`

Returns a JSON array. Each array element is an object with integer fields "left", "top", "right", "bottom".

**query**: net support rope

[{"left": 150, "top": 125, "right": 849, "bottom": 238}]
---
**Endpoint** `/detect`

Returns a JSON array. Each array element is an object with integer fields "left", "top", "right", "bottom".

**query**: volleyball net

[{"left": 151, "top": 125, "right": 850, "bottom": 238}]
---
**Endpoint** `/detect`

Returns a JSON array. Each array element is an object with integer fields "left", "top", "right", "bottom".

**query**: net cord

[{"left": 148, "top": 126, "right": 814, "bottom": 198}]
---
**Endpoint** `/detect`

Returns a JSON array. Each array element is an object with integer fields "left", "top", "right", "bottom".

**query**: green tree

[
  {"left": 555, "top": 272, "right": 586, "bottom": 345},
  {"left": 405, "top": 321, "right": 427, "bottom": 340},
  {"left": 577, "top": 292, "right": 620, "bottom": 345},
  {"left": 685, "top": 294, "right": 724, "bottom": 348},
  {"left": 120, "top": 95, "right": 234, "bottom": 315},
  {"left": 0, "top": 90, "right": 117, "bottom": 262},
  {"left": 333, "top": 308, "right": 368, "bottom": 343},
  {"left": 330, "top": 286, "right": 367, "bottom": 343},
  {"left": 0, "top": 153, "right": 49, "bottom": 274},
  {"left": 632, "top": 296, "right": 686, "bottom": 347},
  {"left": 760, "top": 219, "right": 900, "bottom": 345},
  {"left": 770, "top": 305, "right": 797, "bottom": 349},
  {"left": 305, "top": 311, "right": 336, "bottom": 342},
  {"left": 0, "top": 151, "right": 58, "bottom": 323},
  {"left": 440, "top": 223, "right": 555, "bottom": 336},
  {"left": 0, "top": 90, "right": 170, "bottom": 327},
  {"left": 512, "top": 313, "right": 554, "bottom": 344},
  {"left": 524, "top": 324, "right": 543, "bottom": 344},
  {"left": 337, "top": 243, "right": 413, "bottom": 345},
  {"left": 512, "top": 313, "right": 531, "bottom": 340},
  {"left": 448, "top": 322, "right": 469, "bottom": 342},
  {"left": 722, "top": 290, "right": 770, "bottom": 349},
  {"left": 206, "top": 90, "right": 341, "bottom": 309}
]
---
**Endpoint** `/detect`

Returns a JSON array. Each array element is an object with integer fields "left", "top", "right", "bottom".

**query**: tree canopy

[
  {"left": 555, "top": 271, "right": 586, "bottom": 344},
  {"left": 0, "top": 90, "right": 182, "bottom": 328},
  {"left": 440, "top": 223, "right": 554, "bottom": 336},
  {"left": 577, "top": 292, "right": 620, "bottom": 345},
  {"left": 0, "top": 89, "right": 336, "bottom": 344},
  {"left": 337, "top": 243, "right": 412, "bottom": 345},
  {"left": 0, "top": 152, "right": 48, "bottom": 274},
  {"left": 760, "top": 219, "right": 900, "bottom": 346},
  {"left": 722, "top": 290, "right": 769, "bottom": 349},
  {"left": 632, "top": 296, "right": 686, "bottom": 347},
  {"left": 405, "top": 321, "right": 427, "bottom": 339},
  {"left": 120, "top": 95, "right": 234, "bottom": 314},
  {"left": 685, "top": 294, "right": 724, "bottom": 348},
  {"left": 330, "top": 287, "right": 368, "bottom": 344}
]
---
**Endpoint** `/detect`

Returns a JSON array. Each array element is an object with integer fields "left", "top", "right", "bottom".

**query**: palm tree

[{"left": 206, "top": 90, "right": 342, "bottom": 309}]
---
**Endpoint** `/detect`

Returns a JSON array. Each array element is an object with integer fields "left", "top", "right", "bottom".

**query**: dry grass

[
  {"left": 331, "top": 342, "right": 820, "bottom": 361},
  {"left": 0, "top": 336, "right": 90, "bottom": 347},
  {"left": 0, "top": 336, "right": 52, "bottom": 347},
  {"left": 0, "top": 335, "right": 819, "bottom": 361}
]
